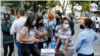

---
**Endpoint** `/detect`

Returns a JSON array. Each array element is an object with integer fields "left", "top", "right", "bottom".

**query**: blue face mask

[
  {"left": 45, "top": 14, "right": 48, "bottom": 18},
  {"left": 32, "top": 21, "right": 36, "bottom": 26}
]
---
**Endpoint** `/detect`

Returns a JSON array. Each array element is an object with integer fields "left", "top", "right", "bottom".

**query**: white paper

[{"left": 41, "top": 49, "right": 55, "bottom": 53}]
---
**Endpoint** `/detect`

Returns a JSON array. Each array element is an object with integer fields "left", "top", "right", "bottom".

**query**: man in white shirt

[{"left": 10, "top": 9, "right": 27, "bottom": 56}]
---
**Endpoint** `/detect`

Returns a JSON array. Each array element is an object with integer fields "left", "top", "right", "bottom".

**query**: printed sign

[{"left": 90, "top": 3, "right": 98, "bottom": 11}]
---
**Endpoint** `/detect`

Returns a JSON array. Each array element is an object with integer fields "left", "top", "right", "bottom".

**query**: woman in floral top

[{"left": 35, "top": 16, "right": 49, "bottom": 50}]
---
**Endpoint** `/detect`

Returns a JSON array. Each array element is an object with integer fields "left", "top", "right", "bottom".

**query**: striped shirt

[{"left": 57, "top": 28, "right": 74, "bottom": 49}]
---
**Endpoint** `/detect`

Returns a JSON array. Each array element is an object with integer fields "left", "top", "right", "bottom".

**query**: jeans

[
  {"left": 20, "top": 43, "right": 39, "bottom": 56},
  {"left": 16, "top": 41, "right": 22, "bottom": 56},
  {"left": 78, "top": 53, "right": 94, "bottom": 56},
  {"left": 3, "top": 43, "right": 14, "bottom": 56}
]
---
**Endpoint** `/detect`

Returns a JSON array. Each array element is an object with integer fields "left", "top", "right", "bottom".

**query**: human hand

[
  {"left": 7, "top": 20, "right": 10, "bottom": 24},
  {"left": 63, "top": 50, "right": 67, "bottom": 55}
]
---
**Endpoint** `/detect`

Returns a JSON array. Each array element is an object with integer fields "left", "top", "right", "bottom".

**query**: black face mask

[
  {"left": 80, "top": 24, "right": 84, "bottom": 29},
  {"left": 39, "top": 23, "right": 44, "bottom": 26},
  {"left": 56, "top": 17, "right": 60, "bottom": 23}
]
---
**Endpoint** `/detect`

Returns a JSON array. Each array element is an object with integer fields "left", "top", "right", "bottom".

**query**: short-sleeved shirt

[
  {"left": 35, "top": 26, "right": 48, "bottom": 42},
  {"left": 20, "top": 26, "right": 35, "bottom": 44},
  {"left": 57, "top": 28, "right": 74, "bottom": 49}
]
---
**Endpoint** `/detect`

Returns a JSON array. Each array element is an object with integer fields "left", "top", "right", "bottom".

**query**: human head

[
  {"left": 18, "top": 9, "right": 25, "bottom": 17},
  {"left": 82, "top": 18, "right": 92, "bottom": 29},
  {"left": 24, "top": 14, "right": 36, "bottom": 34},
  {"left": 27, "top": 11, "right": 33, "bottom": 16},
  {"left": 56, "top": 10, "right": 60, "bottom": 13},
  {"left": 48, "top": 13, "right": 54, "bottom": 21},
  {"left": 55, "top": 11, "right": 62, "bottom": 23},
  {"left": 61, "top": 19, "right": 69, "bottom": 30},
  {"left": 4, "top": 13, "right": 10, "bottom": 20},
  {"left": 36, "top": 16, "right": 44, "bottom": 29},
  {"left": 42, "top": 11, "right": 47, "bottom": 17},
  {"left": 69, "top": 16, "right": 73, "bottom": 21},
  {"left": 83, "top": 13, "right": 86, "bottom": 17}
]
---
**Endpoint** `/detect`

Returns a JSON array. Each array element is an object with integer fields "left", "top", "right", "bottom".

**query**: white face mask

[{"left": 63, "top": 24, "right": 69, "bottom": 29}]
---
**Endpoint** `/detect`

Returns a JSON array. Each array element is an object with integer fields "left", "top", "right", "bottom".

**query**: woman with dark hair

[
  {"left": 19, "top": 14, "right": 39, "bottom": 56},
  {"left": 75, "top": 19, "right": 99, "bottom": 56},
  {"left": 1, "top": 14, "right": 14, "bottom": 56},
  {"left": 55, "top": 11, "right": 62, "bottom": 49},
  {"left": 56, "top": 19, "right": 74, "bottom": 56},
  {"left": 35, "top": 16, "right": 49, "bottom": 49}
]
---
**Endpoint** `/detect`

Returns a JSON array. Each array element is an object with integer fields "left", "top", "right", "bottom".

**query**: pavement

[{"left": 0, "top": 19, "right": 100, "bottom": 56}]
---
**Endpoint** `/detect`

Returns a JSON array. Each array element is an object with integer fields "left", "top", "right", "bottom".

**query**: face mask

[
  {"left": 32, "top": 21, "right": 36, "bottom": 26},
  {"left": 63, "top": 24, "right": 69, "bottom": 29},
  {"left": 39, "top": 23, "right": 44, "bottom": 26},
  {"left": 56, "top": 17, "right": 60, "bottom": 22},
  {"left": 80, "top": 24, "right": 84, "bottom": 29},
  {"left": 45, "top": 14, "right": 48, "bottom": 18}
]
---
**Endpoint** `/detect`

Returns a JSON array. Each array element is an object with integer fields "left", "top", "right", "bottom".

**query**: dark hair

[
  {"left": 23, "top": 14, "right": 36, "bottom": 34},
  {"left": 55, "top": 10, "right": 60, "bottom": 13},
  {"left": 18, "top": 9, "right": 25, "bottom": 16},
  {"left": 63, "top": 17, "right": 68, "bottom": 20},
  {"left": 55, "top": 11, "right": 62, "bottom": 17},
  {"left": 69, "top": 16, "right": 73, "bottom": 21},
  {"left": 42, "top": 11, "right": 47, "bottom": 15},
  {"left": 84, "top": 18, "right": 92, "bottom": 28},
  {"left": 4, "top": 13, "right": 10, "bottom": 19},
  {"left": 35, "top": 16, "right": 44, "bottom": 29},
  {"left": 61, "top": 19, "right": 68, "bottom": 24}
]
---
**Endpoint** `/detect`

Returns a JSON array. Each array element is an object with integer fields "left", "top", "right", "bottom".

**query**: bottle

[
  {"left": 48, "top": 42, "right": 51, "bottom": 49},
  {"left": 51, "top": 37, "right": 56, "bottom": 49}
]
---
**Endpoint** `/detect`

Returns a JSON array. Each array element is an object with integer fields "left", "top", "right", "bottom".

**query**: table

[{"left": 36, "top": 50, "right": 64, "bottom": 56}]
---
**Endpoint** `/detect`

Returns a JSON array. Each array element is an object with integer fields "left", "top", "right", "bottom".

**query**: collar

[{"left": 19, "top": 16, "right": 25, "bottom": 19}]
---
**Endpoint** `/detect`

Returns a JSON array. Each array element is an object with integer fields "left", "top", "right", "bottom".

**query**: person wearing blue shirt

[
  {"left": 46, "top": 13, "right": 56, "bottom": 45},
  {"left": 75, "top": 19, "right": 99, "bottom": 56},
  {"left": 42, "top": 11, "right": 48, "bottom": 25}
]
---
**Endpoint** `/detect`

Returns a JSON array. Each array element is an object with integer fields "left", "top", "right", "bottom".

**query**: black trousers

[
  {"left": 38, "top": 41, "right": 47, "bottom": 50},
  {"left": 3, "top": 43, "right": 14, "bottom": 56},
  {"left": 78, "top": 53, "right": 94, "bottom": 56},
  {"left": 20, "top": 43, "right": 39, "bottom": 56},
  {"left": 47, "top": 37, "right": 51, "bottom": 45}
]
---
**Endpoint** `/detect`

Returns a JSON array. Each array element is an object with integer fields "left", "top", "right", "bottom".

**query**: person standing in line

[
  {"left": 10, "top": 9, "right": 26, "bottom": 56},
  {"left": 1, "top": 14, "right": 14, "bottom": 56},
  {"left": 56, "top": 19, "right": 74, "bottom": 56},
  {"left": 69, "top": 16, "right": 75, "bottom": 36},
  {"left": 55, "top": 11, "right": 62, "bottom": 50},
  {"left": 35, "top": 16, "right": 49, "bottom": 50},
  {"left": 46, "top": 13, "right": 55, "bottom": 45},
  {"left": 75, "top": 19, "right": 99, "bottom": 56},
  {"left": 19, "top": 14, "right": 39, "bottom": 56},
  {"left": 42, "top": 11, "right": 48, "bottom": 25}
]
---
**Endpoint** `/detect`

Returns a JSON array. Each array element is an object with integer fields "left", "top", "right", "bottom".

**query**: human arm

[
  {"left": 56, "top": 36, "right": 60, "bottom": 49},
  {"left": 75, "top": 33, "right": 84, "bottom": 50},
  {"left": 93, "top": 33, "right": 99, "bottom": 42},
  {"left": 36, "top": 31, "right": 49, "bottom": 38},
  {"left": 1, "top": 22, "right": 11, "bottom": 33}
]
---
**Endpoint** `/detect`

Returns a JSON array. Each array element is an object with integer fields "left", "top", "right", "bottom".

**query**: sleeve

[
  {"left": 75, "top": 33, "right": 84, "bottom": 50},
  {"left": 20, "top": 27, "right": 27, "bottom": 34},
  {"left": 1, "top": 23, "right": 10, "bottom": 33},
  {"left": 93, "top": 33, "right": 99, "bottom": 42},
  {"left": 10, "top": 21, "right": 17, "bottom": 35}
]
